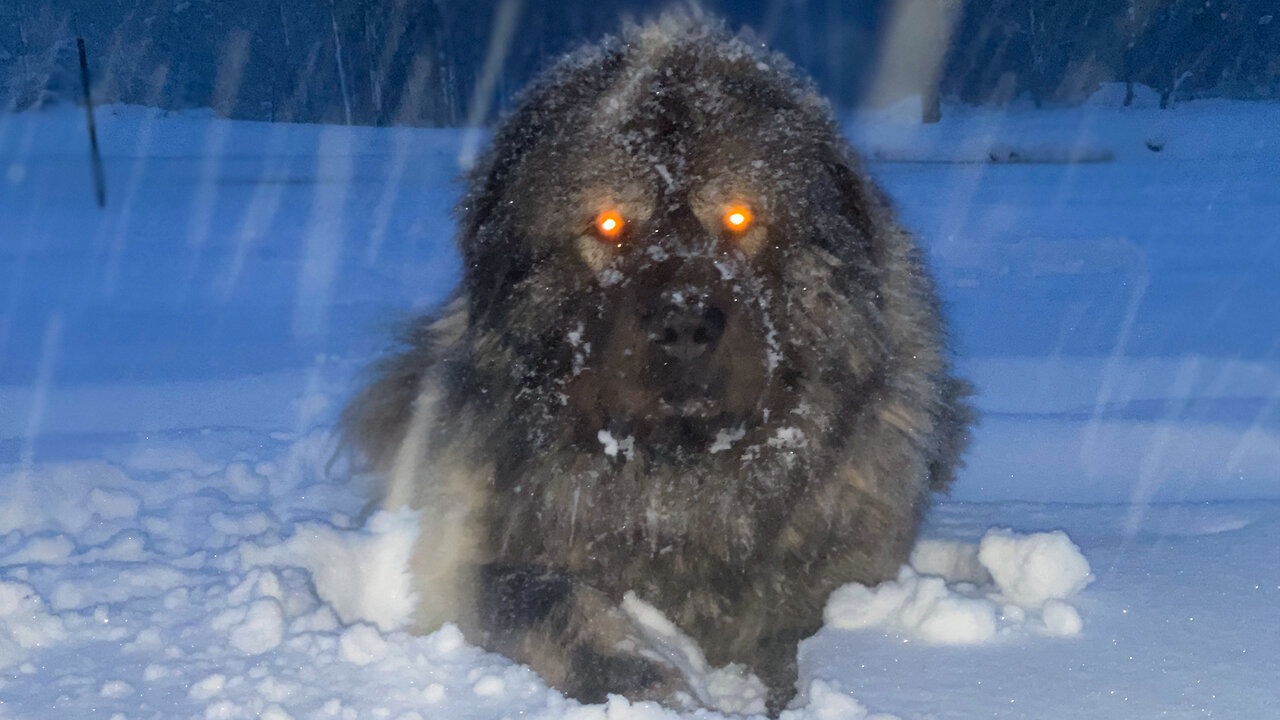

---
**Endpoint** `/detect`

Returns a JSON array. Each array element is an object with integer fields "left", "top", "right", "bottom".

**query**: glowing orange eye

[
  {"left": 594, "top": 209, "right": 625, "bottom": 241},
  {"left": 723, "top": 205, "right": 753, "bottom": 233}
]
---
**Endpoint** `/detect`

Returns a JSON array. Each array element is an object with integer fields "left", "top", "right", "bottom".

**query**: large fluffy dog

[{"left": 345, "top": 14, "right": 971, "bottom": 714}]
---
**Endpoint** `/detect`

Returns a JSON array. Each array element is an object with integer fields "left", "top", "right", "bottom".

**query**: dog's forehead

[
  {"left": 581, "top": 47, "right": 789, "bottom": 174},
  {"left": 569, "top": 97, "right": 791, "bottom": 207},
  {"left": 511, "top": 33, "right": 827, "bottom": 225}
]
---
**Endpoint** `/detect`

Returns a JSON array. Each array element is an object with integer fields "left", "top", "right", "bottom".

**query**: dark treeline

[
  {"left": 946, "top": 0, "right": 1280, "bottom": 107},
  {"left": 1, "top": 0, "right": 1276, "bottom": 123}
]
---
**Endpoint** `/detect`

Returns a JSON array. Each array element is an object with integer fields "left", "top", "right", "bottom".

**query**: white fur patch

[{"left": 386, "top": 387, "right": 487, "bottom": 633}]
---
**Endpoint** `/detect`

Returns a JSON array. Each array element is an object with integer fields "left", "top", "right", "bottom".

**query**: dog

[{"left": 344, "top": 12, "right": 972, "bottom": 714}]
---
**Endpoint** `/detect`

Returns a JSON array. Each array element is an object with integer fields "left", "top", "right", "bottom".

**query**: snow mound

[
  {"left": 240, "top": 509, "right": 419, "bottom": 632},
  {"left": 823, "top": 568, "right": 999, "bottom": 644},
  {"left": 0, "top": 462, "right": 140, "bottom": 536},
  {"left": 977, "top": 528, "right": 1094, "bottom": 608},
  {"left": 221, "top": 597, "right": 286, "bottom": 656},
  {"left": 781, "top": 680, "right": 900, "bottom": 720},
  {"left": 825, "top": 529, "right": 1092, "bottom": 643},
  {"left": 0, "top": 580, "right": 67, "bottom": 668}
]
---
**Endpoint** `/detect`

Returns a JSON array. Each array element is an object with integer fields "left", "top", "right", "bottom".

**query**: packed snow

[
  {"left": 825, "top": 529, "right": 1092, "bottom": 645},
  {"left": 1, "top": 94, "right": 1279, "bottom": 718}
]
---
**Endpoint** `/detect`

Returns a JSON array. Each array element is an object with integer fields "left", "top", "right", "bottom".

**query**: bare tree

[{"left": 3, "top": 1, "right": 75, "bottom": 112}]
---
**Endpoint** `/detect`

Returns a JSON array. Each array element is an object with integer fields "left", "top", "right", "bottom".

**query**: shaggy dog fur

[{"left": 344, "top": 14, "right": 972, "bottom": 715}]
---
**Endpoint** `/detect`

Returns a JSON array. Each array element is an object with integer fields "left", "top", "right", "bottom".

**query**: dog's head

[{"left": 457, "top": 17, "right": 893, "bottom": 455}]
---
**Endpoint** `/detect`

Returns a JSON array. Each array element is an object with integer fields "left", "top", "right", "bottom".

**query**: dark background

[{"left": 1, "top": 0, "right": 1278, "bottom": 124}]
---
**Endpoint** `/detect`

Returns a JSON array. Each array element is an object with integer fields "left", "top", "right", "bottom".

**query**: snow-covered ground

[{"left": 1, "top": 95, "right": 1278, "bottom": 718}]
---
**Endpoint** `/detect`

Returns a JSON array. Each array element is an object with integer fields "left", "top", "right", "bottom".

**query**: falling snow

[{"left": 0, "top": 94, "right": 1277, "bottom": 718}]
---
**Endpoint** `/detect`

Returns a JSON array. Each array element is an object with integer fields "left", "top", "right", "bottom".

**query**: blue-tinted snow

[{"left": 0, "top": 99, "right": 1277, "bottom": 719}]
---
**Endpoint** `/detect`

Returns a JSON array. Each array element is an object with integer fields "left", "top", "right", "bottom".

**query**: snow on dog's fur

[{"left": 343, "top": 12, "right": 972, "bottom": 715}]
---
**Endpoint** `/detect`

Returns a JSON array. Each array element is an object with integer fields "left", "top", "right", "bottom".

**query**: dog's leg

[
  {"left": 751, "top": 627, "right": 816, "bottom": 716},
  {"left": 478, "top": 564, "right": 692, "bottom": 705}
]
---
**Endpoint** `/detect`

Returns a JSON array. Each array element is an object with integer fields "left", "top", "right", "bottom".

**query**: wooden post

[{"left": 77, "top": 36, "right": 106, "bottom": 208}]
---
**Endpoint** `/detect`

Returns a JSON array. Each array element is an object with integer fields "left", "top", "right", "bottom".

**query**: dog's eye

[
  {"left": 722, "top": 205, "right": 754, "bottom": 234},
  {"left": 593, "top": 209, "right": 626, "bottom": 243}
]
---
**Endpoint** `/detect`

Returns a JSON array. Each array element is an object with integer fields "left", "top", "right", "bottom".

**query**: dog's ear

[
  {"left": 811, "top": 140, "right": 896, "bottom": 300},
  {"left": 457, "top": 105, "right": 547, "bottom": 327},
  {"left": 458, "top": 46, "right": 629, "bottom": 327},
  {"left": 820, "top": 142, "right": 885, "bottom": 252}
]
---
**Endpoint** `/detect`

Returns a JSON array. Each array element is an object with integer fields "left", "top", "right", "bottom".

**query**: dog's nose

[{"left": 653, "top": 303, "right": 726, "bottom": 360}]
